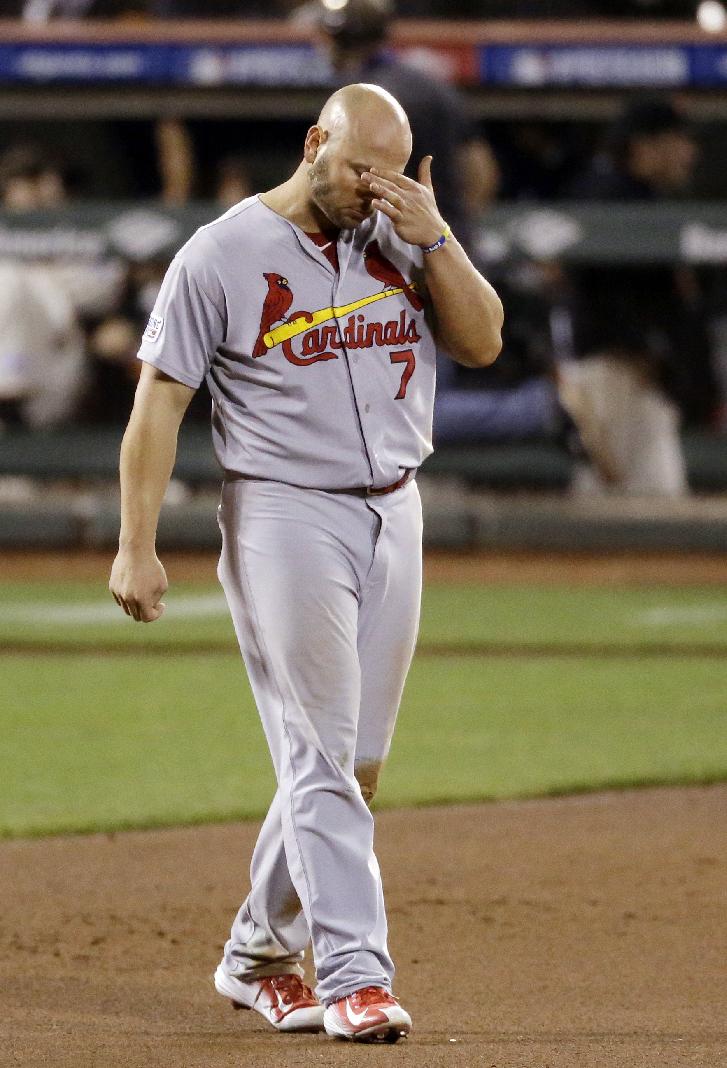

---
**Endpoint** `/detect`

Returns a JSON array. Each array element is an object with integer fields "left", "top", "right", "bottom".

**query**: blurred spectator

[
  {"left": 0, "top": 143, "right": 124, "bottom": 430},
  {"left": 434, "top": 265, "right": 560, "bottom": 445},
  {"left": 303, "top": 0, "right": 528, "bottom": 439},
  {"left": 0, "top": 262, "right": 86, "bottom": 429},
  {"left": 492, "top": 122, "right": 587, "bottom": 202},
  {"left": 83, "top": 259, "right": 159, "bottom": 424},
  {"left": 155, "top": 118, "right": 195, "bottom": 205},
  {"left": 304, "top": 0, "right": 499, "bottom": 249},
  {"left": 0, "top": 144, "right": 68, "bottom": 213},
  {"left": 557, "top": 99, "right": 720, "bottom": 497},
  {"left": 568, "top": 99, "right": 698, "bottom": 200},
  {"left": 84, "top": 254, "right": 211, "bottom": 425},
  {"left": 0, "top": 146, "right": 86, "bottom": 428},
  {"left": 214, "top": 153, "right": 254, "bottom": 209}
]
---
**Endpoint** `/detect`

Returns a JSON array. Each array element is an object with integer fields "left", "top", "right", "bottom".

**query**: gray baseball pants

[{"left": 216, "top": 477, "right": 422, "bottom": 1006}]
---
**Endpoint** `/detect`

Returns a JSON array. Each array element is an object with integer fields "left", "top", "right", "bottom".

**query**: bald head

[
  {"left": 298, "top": 82, "right": 411, "bottom": 231},
  {"left": 317, "top": 83, "right": 411, "bottom": 160}
]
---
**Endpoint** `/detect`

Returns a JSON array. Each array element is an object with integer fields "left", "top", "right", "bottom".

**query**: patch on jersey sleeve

[{"left": 143, "top": 313, "right": 164, "bottom": 342}]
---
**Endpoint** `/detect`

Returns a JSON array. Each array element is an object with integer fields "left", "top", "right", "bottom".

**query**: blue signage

[
  {"left": 481, "top": 43, "right": 727, "bottom": 89},
  {"left": 0, "top": 41, "right": 332, "bottom": 86},
  {"left": 1, "top": 38, "right": 727, "bottom": 88}
]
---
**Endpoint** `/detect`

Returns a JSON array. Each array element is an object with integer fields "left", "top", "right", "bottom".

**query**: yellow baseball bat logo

[{"left": 264, "top": 285, "right": 414, "bottom": 350}]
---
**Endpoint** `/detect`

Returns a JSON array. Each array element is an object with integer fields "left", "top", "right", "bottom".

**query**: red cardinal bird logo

[
  {"left": 363, "top": 241, "right": 423, "bottom": 311},
  {"left": 253, "top": 273, "right": 294, "bottom": 357}
]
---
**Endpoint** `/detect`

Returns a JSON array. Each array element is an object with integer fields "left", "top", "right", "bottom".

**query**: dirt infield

[{"left": 2, "top": 786, "right": 726, "bottom": 1068}]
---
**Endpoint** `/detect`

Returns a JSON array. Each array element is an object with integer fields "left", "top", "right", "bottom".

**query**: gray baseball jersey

[{"left": 137, "top": 196, "right": 436, "bottom": 491}]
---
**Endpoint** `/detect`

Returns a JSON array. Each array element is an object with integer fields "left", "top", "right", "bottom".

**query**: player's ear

[{"left": 304, "top": 125, "right": 326, "bottom": 163}]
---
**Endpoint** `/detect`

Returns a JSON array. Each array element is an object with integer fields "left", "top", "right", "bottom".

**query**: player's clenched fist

[
  {"left": 361, "top": 156, "right": 447, "bottom": 249},
  {"left": 109, "top": 550, "right": 168, "bottom": 623}
]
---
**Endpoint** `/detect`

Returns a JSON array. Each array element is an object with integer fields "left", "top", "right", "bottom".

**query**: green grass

[
  {"left": 1, "top": 653, "right": 270, "bottom": 837},
  {"left": 2, "top": 578, "right": 727, "bottom": 836},
  {"left": 3, "top": 580, "right": 727, "bottom": 649},
  {"left": 1, "top": 652, "right": 726, "bottom": 836},
  {"left": 390, "top": 656, "right": 727, "bottom": 805}
]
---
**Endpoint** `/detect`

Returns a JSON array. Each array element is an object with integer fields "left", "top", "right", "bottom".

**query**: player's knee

[{"left": 355, "top": 760, "right": 382, "bottom": 806}]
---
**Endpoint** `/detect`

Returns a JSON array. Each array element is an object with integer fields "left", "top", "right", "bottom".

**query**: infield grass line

[
  {"left": 3, "top": 640, "right": 727, "bottom": 658},
  {"left": 5, "top": 582, "right": 727, "bottom": 652},
  {"left": 7, "top": 590, "right": 727, "bottom": 628}
]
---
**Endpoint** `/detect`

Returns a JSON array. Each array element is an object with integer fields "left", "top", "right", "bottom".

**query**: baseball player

[{"left": 109, "top": 83, "right": 503, "bottom": 1043}]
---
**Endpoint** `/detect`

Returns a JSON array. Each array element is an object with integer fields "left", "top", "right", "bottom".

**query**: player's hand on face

[
  {"left": 109, "top": 551, "right": 168, "bottom": 623},
  {"left": 361, "top": 156, "right": 447, "bottom": 248}
]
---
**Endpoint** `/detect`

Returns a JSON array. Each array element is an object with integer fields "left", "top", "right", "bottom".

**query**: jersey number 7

[{"left": 389, "top": 349, "right": 416, "bottom": 400}]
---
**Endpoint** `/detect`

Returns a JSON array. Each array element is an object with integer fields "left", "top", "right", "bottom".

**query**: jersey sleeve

[{"left": 137, "top": 232, "right": 226, "bottom": 389}]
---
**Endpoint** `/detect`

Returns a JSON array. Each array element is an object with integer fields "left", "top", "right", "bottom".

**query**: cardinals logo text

[{"left": 251, "top": 244, "right": 424, "bottom": 393}]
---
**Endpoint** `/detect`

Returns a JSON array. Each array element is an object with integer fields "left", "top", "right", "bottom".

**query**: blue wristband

[{"left": 421, "top": 224, "right": 452, "bottom": 255}]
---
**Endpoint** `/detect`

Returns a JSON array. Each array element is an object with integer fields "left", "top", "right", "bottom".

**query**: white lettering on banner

[
  {"left": 189, "top": 47, "right": 328, "bottom": 87},
  {"left": 18, "top": 49, "right": 142, "bottom": 80},
  {"left": 511, "top": 47, "right": 689, "bottom": 88}
]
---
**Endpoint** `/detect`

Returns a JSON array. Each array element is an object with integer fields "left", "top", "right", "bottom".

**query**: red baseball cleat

[
  {"left": 323, "top": 985, "right": 412, "bottom": 1042},
  {"left": 214, "top": 964, "right": 324, "bottom": 1032}
]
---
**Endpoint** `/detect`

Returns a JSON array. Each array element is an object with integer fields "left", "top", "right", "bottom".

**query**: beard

[
  {"left": 308, "top": 154, "right": 365, "bottom": 230},
  {"left": 308, "top": 155, "right": 340, "bottom": 227}
]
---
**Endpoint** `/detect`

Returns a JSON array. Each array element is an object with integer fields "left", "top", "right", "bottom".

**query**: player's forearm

[
  {"left": 424, "top": 236, "right": 503, "bottom": 369},
  {"left": 118, "top": 372, "right": 192, "bottom": 552},
  {"left": 118, "top": 417, "right": 178, "bottom": 552}
]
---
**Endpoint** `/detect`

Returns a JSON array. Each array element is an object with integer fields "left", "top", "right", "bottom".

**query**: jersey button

[{"left": 364, "top": 403, "right": 370, "bottom": 413}]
